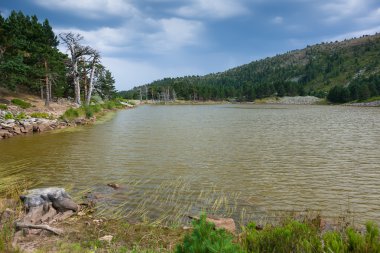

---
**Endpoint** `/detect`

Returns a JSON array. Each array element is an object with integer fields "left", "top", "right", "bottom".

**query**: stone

[
  {"left": 48, "top": 194, "right": 78, "bottom": 213},
  {"left": 20, "top": 187, "right": 70, "bottom": 210},
  {"left": 107, "top": 183, "right": 120, "bottom": 189},
  {"left": 99, "top": 235, "right": 113, "bottom": 243},
  {"left": 0, "top": 129, "right": 12, "bottom": 138}
]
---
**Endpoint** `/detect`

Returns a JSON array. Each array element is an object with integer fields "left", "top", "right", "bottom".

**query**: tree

[
  {"left": 59, "top": 32, "right": 96, "bottom": 105},
  {"left": 94, "top": 67, "right": 116, "bottom": 100},
  {"left": 85, "top": 51, "right": 100, "bottom": 105}
]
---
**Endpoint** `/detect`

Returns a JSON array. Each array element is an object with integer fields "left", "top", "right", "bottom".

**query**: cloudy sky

[{"left": 1, "top": 0, "right": 380, "bottom": 91}]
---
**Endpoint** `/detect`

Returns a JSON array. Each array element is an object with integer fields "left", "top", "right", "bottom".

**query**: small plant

[
  {"left": 242, "top": 219, "right": 322, "bottom": 253},
  {"left": 11, "top": 99, "right": 32, "bottom": 109},
  {"left": 30, "top": 112, "right": 51, "bottom": 119},
  {"left": 0, "top": 104, "right": 7, "bottom": 110},
  {"left": 83, "top": 106, "right": 94, "bottom": 118},
  {"left": 4, "top": 113, "right": 14, "bottom": 120},
  {"left": 62, "top": 107, "right": 80, "bottom": 121},
  {"left": 15, "top": 112, "right": 27, "bottom": 120},
  {"left": 176, "top": 214, "right": 244, "bottom": 253}
]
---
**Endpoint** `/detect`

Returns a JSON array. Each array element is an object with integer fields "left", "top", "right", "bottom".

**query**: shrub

[
  {"left": 30, "top": 112, "right": 51, "bottom": 119},
  {"left": 4, "top": 113, "right": 14, "bottom": 120},
  {"left": 62, "top": 107, "right": 80, "bottom": 121},
  {"left": 176, "top": 214, "right": 244, "bottom": 253},
  {"left": 0, "top": 104, "right": 7, "bottom": 110},
  {"left": 11, "top": 99, "right": 32, "bottom": 109},
  {"left": 83, "top": 106, "right": 94, "bottom": 118},
  {"left": 243, "top": 220, "right": 322, "bottom": 253},
  {"left": 15, "top": 112, "right": 27, "bottom": 120}
]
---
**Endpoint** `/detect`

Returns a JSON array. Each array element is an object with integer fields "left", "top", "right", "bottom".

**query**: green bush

[
  {"left": 243, "top": 220, "right": 322, "bottom": 253},
  {"left": 30, "top": 112, "right": 51, "bottom": 119},
  {"left": 15, "top": 112, "right": 27, "bottom": 120},
  {"left": 176, "top": 214, "right": 244, "bottom": 253},
  {"left": 62, "top": 107, "right": 80, "bottom": 121},
  {"left": 11, "top": 99, "right": 32, "bottom": 109},
  {"left": 4, "top": 113, "right": 14, "bottom": 120},
  {"left": 83, "top": 106, "right": 94, "bottom": 118},
  {"left": 0, "top": 104, "right": 7, "bottom": 110}
]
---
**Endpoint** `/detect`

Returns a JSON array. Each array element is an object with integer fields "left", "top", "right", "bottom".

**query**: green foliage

[
  {"left": 176, "top": 214, "right": 244, "bottom": 253},
  {"left": 243, "top": 219, "right": 322, "bottom": 253},
  {"left": 30, "top": 112, "right": 51, "bottom": 119},
  {"left": 11, "top": 98, "right": 32, "bottom": 109},
  {"left": 323, "top": 231, "right": 345, "bottom": 253},
  {"left": 0, "top": 104, "right": 7, "bottom": 110},
  {"left": 4, "top": 113, "right": 14, "bottom": 119},
  {"left": 62, "top": 107, "right": 80, "bottom": 121},
  {"left": 15, "top": 112, "right": 27, "bottom": 120},
  {"left": 83, "top": 106, "right": 94, "bottom": 118},
  {"left": 121, "top": 34, "right": 380, "bottom": 102}
]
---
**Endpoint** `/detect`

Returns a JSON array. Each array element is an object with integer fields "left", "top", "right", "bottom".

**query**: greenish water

[{"left": 1, "top": 104, "right": 379, "bottom": 224}]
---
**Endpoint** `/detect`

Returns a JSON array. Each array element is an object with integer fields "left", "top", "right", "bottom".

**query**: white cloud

[
  {"left": 55, "top": 17, "right": 204, "bottom": 57},
  {"left": 320, "top": 0, "right": 372, "bottom": 23},
  {"left": 175, "top": 0, "right": 248, "bottom": 19},
  {"left": 356, "top": 8, "right": 380, "bottom": 26},
  {"left": 272, "top": 16, "right": 284, "bottom": 25},
  {"left": 145, "top": 18, "right": 204, "bottom": 52},
  {"left": 33, "top": 0, "right": 139, "bottom": 19}
]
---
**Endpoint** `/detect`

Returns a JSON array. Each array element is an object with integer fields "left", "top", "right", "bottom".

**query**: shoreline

[{"left": 0, "top": 101, "right": 135, "bottom": 141}]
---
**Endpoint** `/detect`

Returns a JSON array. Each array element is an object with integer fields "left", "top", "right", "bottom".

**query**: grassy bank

[
  {"left": 60, "top": 100, "right": 128, "bottom": 122},
  {"left": 2, "top": 188, "right": 380, "bottom": 253}
]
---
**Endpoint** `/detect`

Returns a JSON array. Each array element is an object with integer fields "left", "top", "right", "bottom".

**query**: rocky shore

[{"left": 0, "top": 111, "right": 93, "bottom": 140}]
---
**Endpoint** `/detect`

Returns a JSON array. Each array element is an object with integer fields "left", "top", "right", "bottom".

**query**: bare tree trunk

[
  {"left": 41, "top": 85, "right": 44, "bottom": 100},
  {"left": 44, "top": 60, "right": 50, "bottom": 107},
  {"left": 73, "top": 61, "right": 81, "bottom": 105},
  {"left": 85, "top": 58, "right": 97, "bottom": 105},
  {"left": 48, "top": 79, "right": 52, "bottom": 102},
  {"left": 83, "top": 58, "right": 88, "bottom": 100}
]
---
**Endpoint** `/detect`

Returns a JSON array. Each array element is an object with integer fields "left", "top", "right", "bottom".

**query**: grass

[
  {"left": 11, "top": 98, "right": 32, "bottom": 109},
  {"left": 4, "top": 112, "right": 14, "bottom": 120},
  {"left": 30, "top": 112, "right": 52, "bottom": 119},
  {"left": 1, "top": 180, "right": 380, "bottom": 253},
  {"left": 0, "top": 104, "right": 7, "bottom": 110},
  {"left": 61, "top": 100, "right": 125, "bottom": 121}
]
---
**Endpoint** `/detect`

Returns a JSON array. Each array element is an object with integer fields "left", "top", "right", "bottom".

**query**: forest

[
  {"left": 0, "top": 11, "right": 117, "bottom": 106},
  {"left": 121, "top": 34, "right": 380, "bottom": 103}
]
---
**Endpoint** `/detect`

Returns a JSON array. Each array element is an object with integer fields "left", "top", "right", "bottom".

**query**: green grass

[
  {"left": 4, "top": 112, "right": 14, "bottom": 120},
  {"left": 30, "top": 112, "right": 52, "bottom": 119},
  {"left": 15, "top": 112, "right": 27, "bottom": 120},
  {"left": 11, "top": 98, "right": 32, "bottom": 109},
  {"left": 0, "top": 104, "right": 7, "bottom": 110},
  {"left": 62, "top": 107, "right": 81, "bottom": 121},
  {"left": 176, "top": 214, "right": 244, "bottom": 253}
]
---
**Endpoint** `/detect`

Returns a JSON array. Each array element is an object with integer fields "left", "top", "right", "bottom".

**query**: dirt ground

[{"left": 0, "top": 88, "right": 77, "bottom": 118}]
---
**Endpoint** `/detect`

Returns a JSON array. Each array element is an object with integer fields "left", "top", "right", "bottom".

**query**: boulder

[
  {"left": 47, "top": 194, "right": 78, "bottom": 213},
  {"left": 20, "top": 187, "right": 70, "bottom": 210},
  {"left": 189, "top": 215, "right": 236, "bottom": 234}
]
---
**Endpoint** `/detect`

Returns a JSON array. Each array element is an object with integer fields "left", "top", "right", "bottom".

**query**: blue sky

[{"left": 1, "top": 0, "right": 380, "bottom": 91}]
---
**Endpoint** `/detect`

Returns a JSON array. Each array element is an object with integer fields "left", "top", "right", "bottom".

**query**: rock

[
  {"left": 0, "top": 129, "right": 12, "bottom": 138},
  {"left": 107, "top": 183, "right": 120, "bottom": 189},
  {"left": 0, "top": 98, "right": 10, "bottom": 104},
  {"left": 99, "top": 235, "right": 113, "bottom": 243},
  {"left": 189, "top": 215, "right": 236, "bottom": 234},
  {"left": 20, "top": 187, "right": 70, "bottom": 210},
  {"left": 47, "top": 194, "right": 78, "bottom": 213}
]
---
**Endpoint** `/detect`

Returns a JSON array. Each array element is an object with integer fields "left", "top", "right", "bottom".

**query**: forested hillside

[
  {"left": 121, "top": 34, "right": 380, "bottom": 103},
  {"left": 0, "top": 11, "right": 117, "bottom": 105}
]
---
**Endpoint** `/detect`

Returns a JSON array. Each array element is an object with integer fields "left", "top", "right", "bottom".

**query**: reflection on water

[{"left": 1, "top": 104, "right": 380, "bottom": 224}]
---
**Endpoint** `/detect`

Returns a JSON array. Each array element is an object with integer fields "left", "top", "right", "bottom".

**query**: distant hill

[{"left": 121, "top": 33, "right": 380, "bottom": 102}]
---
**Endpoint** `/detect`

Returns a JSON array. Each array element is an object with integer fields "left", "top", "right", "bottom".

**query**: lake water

[{"left": 1, "top": 104, "right": 379, "bottom": 225}]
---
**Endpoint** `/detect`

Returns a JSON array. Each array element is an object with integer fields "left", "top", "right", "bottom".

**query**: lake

[{"left": 1, "top": 104, "right": 379, "bottom": 225}]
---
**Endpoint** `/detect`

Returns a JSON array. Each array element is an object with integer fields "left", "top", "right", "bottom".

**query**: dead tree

[
  {"left": 85, "top": 51, "right": 100, "bottom": 105},
  {"left": 59, "top": 32, "right": 96, "bottom": 105}
]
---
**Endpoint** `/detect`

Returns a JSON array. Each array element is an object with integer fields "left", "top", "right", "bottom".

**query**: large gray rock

[{"left": 20, "top": 187, "right": 71, "bottom": 210}]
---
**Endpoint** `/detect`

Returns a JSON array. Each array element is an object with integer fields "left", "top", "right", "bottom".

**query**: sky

[{"left": 1, "top": 0, "right": 380, "bottom": 91}]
